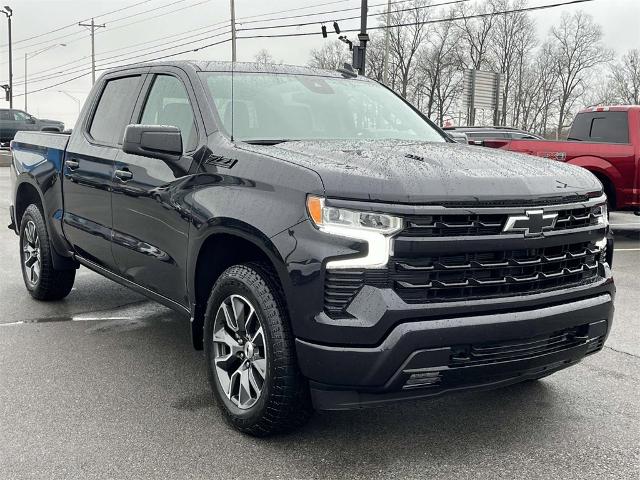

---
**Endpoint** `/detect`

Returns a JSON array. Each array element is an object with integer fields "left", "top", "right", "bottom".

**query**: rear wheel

[
  {"left": 204, "top": 263, "right": 312, "bottom": 436},
  {"left": 19, "top": 204, "right": 75, "bottom": 300}
]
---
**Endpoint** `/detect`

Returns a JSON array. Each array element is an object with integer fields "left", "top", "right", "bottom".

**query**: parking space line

[{"left": 614, "top": 248, "right": 640, "bottom": 251}]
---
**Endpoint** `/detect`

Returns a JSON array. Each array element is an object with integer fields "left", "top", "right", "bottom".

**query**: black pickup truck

[{"left": 8, "top": 61, "right": 615, "bottom": 436}]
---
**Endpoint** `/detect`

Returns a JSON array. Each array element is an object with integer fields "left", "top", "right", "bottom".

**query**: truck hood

[{"left": 242, "top": 139, "right": 602, "bottom": 204}]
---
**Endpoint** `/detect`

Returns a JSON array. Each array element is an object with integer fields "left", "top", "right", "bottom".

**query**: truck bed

[{"left": 11, "top": 131, "right": 70, "bottom": 173}]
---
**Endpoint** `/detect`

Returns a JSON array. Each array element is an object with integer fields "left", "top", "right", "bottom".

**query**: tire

[
  {"left": 19, "top": 204, "right": 76, "bottom": 300},
  {"left": 203, "top": 262, "right": 312, "bottom": 436}
]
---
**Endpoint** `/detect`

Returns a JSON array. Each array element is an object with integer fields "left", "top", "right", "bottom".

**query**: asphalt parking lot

[{"left": 0, "top": 167, "right": 638, "bottom": 479}]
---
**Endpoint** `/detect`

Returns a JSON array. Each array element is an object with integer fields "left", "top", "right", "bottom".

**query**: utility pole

[
  {"left": 383, "top": 0, "right": 391, "bottom": 84},
  {"left": 356, "top": 0, "right": 369, "bottom": 76},
  {"left": 230, "top": 0, "right": 236, "bottom": 62},
  {"left": 1, "top": 6, "right": 13, "bottom": 108},
  {"left": 78, "top": 18, "right": 105, "bottom": 85}
]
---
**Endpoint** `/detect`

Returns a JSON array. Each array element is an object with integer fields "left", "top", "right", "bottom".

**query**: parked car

[
  {"left": 444, "top": 126, "right": 543, "bottom": 146},
  {"left": 0, "top": 109, "right": 64, "bottom": 144},
  {"left": 8, "top": 61, "right": 614, "bottom": 436},
  {"left": 484, "top": 106, "right": 640, "bottom": 213}
]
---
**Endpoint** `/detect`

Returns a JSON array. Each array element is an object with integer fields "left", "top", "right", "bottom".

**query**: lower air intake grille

[{"left": 450, "top": 325, "right": 589, "bottom": 367}]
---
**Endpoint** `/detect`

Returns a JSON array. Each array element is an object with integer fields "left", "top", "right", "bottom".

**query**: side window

[
  {"left": 569, "top": 112, "right": 629, "bottom": 143},
  {"left": 89, "top": 75, "right": 141, "bottom": 146},
  {"left": 140, "top": 75, "right": 197, "bottom": 152},
  {"left": 13, "top": 111, "right": 29, "bottom": 121},
  {"left": 0, "top": 110, "right": 12, "bottom": 121},
  {"left": 589, "top": 112, "right": 629, "bottom": 144}
]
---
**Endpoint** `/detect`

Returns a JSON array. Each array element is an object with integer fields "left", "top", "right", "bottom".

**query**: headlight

[
  {"left": 594, "top": 203, "right": 608, "bottom": 227},
  {"left": 306, "top": 196, "right": 403, "bottom": 269}
]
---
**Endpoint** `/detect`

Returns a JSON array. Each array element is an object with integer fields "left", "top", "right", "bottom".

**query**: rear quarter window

[
  {"left": 89, "top": 75, "right": 142, "bottom": 146},
  {"left": 568, "top": 112, "right": 629, "bottom": 143}
]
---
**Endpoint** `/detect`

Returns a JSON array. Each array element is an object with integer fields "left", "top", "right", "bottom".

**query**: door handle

[
  {"left": 114, "top": 169, "right": 133, "bottom": 182},
  {"left": 65, "top": 159, "right": 79, "bottom": 170}
]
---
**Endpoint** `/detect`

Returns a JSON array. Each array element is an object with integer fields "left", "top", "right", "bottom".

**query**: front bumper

[{"left": 298, "top": 291, "right": 614, "bottom": 410}]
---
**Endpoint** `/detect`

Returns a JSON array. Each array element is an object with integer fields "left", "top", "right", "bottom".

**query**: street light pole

[
  {"left": 1, "top": 6, "right": 13, "bottom": 108},
  {"left": 58, "top": 90, "right": 81, "bottom": 115}
]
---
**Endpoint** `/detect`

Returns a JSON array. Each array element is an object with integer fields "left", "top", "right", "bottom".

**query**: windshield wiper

[{"left": 243, "top": 139, "right": 290, "bottom": 145}]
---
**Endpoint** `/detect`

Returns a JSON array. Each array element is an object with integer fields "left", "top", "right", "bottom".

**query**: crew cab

[
  {"left": 8, "top": 61, "right": 615, "bottom": 436},
  {"left": 487, "top": 106, "right": 640, "bottom": 213}
]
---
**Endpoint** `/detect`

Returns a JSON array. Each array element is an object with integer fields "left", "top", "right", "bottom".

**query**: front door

[
  {"left": 62, "top": 73, "right": 145, "bottom": 270},
  {"left": 111, "top": 70, "right": 202, "bottom": 306}
]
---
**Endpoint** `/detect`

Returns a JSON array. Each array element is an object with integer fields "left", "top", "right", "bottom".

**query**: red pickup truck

[{"left": 486, "top": 106, "right": 640, "bottom": 213}]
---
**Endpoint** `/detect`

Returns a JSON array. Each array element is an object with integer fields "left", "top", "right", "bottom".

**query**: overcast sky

[{"left": 2, "top": 0, "right": 638, "bottom": 128}]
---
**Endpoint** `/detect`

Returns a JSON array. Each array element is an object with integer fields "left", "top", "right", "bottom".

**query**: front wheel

[
  {"left": 19, "top": 204, "right": 76, "bottom": 300},
  {"left": 203, "top": 263, "right": 312, "bottom": 436}
]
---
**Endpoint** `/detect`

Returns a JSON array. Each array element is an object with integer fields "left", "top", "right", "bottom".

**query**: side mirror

[
  {"left": 27, "top": 116, "right": 36, "bottom": 124},
  {"left": 122, "top": 124, "right": 183, "bottom": 162},
  {"left": 446, "top": 131, "right": 469, "bottom": 144}
]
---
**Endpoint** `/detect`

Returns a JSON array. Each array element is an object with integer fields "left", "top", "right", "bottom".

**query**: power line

[
  {"left": 0, "top": 0, "right": 208, "bottom": 54},
  {"left": 21, "top": 29, "right": 232, "bottom": 86},
  {"left": 235, "top": 0, "right": 473, "bottom": 32},
  {"left": 0, "top": 0, "right": 156, "bottom": 49},
  {"left": 11, "top": 23, "right": 230, "bottom": 83},
  {"left": 236, "top": 0, "right": 596, "bottom": 38},
  {"left": 14, "top": 37, "right": 233, "bottom": 98},
  {"left": 237, "top": 0, "right": 468, "bottom": 26}
]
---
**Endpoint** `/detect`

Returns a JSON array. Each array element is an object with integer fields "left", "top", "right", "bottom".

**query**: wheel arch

[
  {"left": 14, "top": 177, "right": 46, "bottom": 227},
  {"left": 567, "top": 156, "right": 620, "bottom": 208},
  {"left": 188, "top": 221, "right": 293, "bottom": 350},
  {"left": 14, "top": 175, "right": 77, "bottom": 270}
]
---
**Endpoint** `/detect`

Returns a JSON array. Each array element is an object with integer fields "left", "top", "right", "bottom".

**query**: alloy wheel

[
  {"left": 22, "top": 220, "right": 41, "bottom": 286},
  {"left": 212, "top": 294, "right": 267, "bottom": 410}
]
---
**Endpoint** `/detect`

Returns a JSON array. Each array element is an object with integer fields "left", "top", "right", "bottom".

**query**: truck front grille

[
  {"left": 323, "top": 198, "right": 608, "bottom": 315},
  {"left": 323, "top": 241, "right": 603, "bottom": 314},
  {"left": 392, "top": 241, "right": 601, "bottom": 304},
  {"left": 403, "top": 204, "right": 603, "bottom": 237}
]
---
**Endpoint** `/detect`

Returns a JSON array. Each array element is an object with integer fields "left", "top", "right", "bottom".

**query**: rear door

[
  {"left": 62, "top": 71, "right": 146, "bottom": 270},
  {"left": 111, "top": 67, "right": 202, "bottom": 306}
]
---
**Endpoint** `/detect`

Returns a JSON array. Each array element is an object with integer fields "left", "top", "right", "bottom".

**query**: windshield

[{"left": 200, "top": 72, "right": 446, "bottom": 143}]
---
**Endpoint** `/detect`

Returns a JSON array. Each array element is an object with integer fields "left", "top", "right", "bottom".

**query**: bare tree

[
  {"left": 253, "top": 49, "right": 275, "bottom": 67},
  {"left": 516, "top": 43, "right": 559, "bottom": 135},
  {"left": 456, "top": 0, "right": 499, "bottom": 70},
  {"left": 387, "top": 0, "right": 433, "bottom": 98},
  {"left": 489, "top": 0, "right": 536, "bottom": 124},
  {"left": 308, "top": 40, "right": 350, "bottom": 70},
  {"left": 365, "top": 34, "right": 387, "bottom": 82},
  {"left": 550, "top": 11, "right": 613, "bottom": 138},
  {"left": 416, "top": 10, "right": 462, "bottom": 122},
  {"left": 609, "top": 49, "right": 640, "bottom": 105}
]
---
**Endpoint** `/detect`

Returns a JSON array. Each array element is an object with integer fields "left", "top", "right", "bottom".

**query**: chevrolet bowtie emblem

[{"left": 503, "top": 210, "right": 558, "bottom": 237}]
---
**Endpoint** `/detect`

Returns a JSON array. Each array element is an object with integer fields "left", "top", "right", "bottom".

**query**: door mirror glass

[
  {"left": 447, "top": 131, "right": 469, "bottom": 144},
  {"left": 122, "top": 124, "right": 183, "bottom": 162}
]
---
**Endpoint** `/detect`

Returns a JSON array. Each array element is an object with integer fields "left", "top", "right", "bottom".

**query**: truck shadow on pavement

[{"left": 126, "top": 308, "right": 567, "bottom": 466}]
